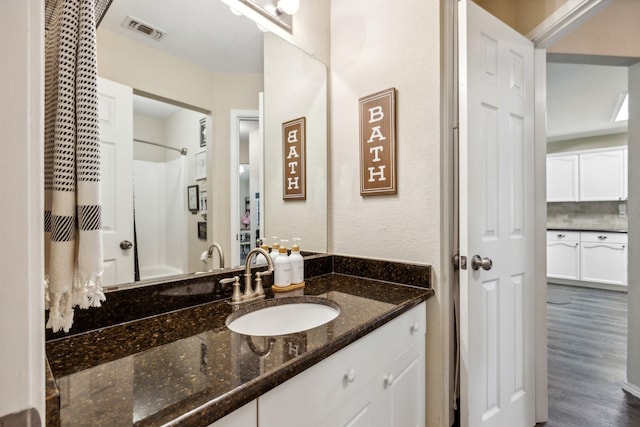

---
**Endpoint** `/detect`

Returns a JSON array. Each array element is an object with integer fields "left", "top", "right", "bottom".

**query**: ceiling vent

[{"left": 121, "top": 15, "right": 166, "bottom": 41}]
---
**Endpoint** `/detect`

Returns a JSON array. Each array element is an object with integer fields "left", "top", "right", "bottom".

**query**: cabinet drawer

[
  {"left": 580, "top": 232, "right": 627, "bottom": 245},
  {"left": 546, "top": 231, "right": 580, "bottom": 242}
]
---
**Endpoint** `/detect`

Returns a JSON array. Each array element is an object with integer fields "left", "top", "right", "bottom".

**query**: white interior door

[
  {"left": 458, "top": 1, "right": 535, "bottom": 426},
  {"left": 98, "top": 77, "right": 134, "bottom": 286}
]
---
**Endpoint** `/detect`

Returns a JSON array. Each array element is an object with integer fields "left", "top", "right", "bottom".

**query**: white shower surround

[{"left": 134, "top": 158, "right": 185, "bottom": 279}]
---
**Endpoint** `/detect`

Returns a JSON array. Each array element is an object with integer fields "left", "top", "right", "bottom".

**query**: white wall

[
  {"left": 548, "top": 0, "right": 640, "bottom": 58},
  {"left": 330, "top": 1, "right": 446, "bottom": 426},
  {"left": 0, "top": 0, "right": 45, "bottom": 422},
  {"left": 165, "top": 109, "right": 209, "bottom": 273},
  {"left": 133, "top": 114, "right": 167, "bottom": 162}
]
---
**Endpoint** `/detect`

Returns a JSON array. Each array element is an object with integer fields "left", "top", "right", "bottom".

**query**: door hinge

[{"left": 452, "top": 252, "right": 467, "bottom": 270}]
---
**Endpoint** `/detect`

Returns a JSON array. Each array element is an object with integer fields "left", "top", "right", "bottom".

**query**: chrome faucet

[
  {"left": 243, "top": 247, "right": 274, "bottom": 301},
  {"left": 207, "top": 242, "right": 225, "bottom": 271}
]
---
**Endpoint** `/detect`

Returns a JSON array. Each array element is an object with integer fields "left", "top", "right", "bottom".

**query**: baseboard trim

[
  {"left": 623, "top": 382, "right": 640, "bottom": 399},
  {"left": 547, "top": 278, "right": 627, "bottom": 293}
]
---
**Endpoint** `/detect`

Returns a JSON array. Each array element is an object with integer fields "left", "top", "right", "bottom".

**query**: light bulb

[{"left": 277, "top": 0, "right": 300, "bottom": 15}]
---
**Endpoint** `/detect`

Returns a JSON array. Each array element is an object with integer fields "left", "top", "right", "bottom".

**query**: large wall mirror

[{"left": 96, "top": 0, "right": 327, "bottom": 288}]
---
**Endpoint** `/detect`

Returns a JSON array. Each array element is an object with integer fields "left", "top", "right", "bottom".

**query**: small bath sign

[
  {"left": 283, "top": 117, "right": 306, "bottom": 200},
  {"left": 359, "top": 88, "right": 396, "bottom": 196}
]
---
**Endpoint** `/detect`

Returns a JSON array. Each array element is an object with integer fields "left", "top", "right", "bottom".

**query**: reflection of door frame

[{"left": 230, "top": 109, "right": 259, "bottom": 267}]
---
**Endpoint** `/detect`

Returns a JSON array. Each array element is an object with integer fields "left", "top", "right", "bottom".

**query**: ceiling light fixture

[
  {"left": 276, "top": 0, "right": 300, "bottom": 15},
  {"left": 614, "top": 92, "right": 629, "bottom": 122}
]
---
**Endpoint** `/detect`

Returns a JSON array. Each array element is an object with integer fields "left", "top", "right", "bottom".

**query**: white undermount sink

[{"left": 225, "top": 296, "right": 340, "bottom": 336}]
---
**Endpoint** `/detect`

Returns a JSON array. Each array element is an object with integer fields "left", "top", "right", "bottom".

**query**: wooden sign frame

[
  {"left": 283, "top": 117, "right": 306, "bottom": 200},
  {"left": 359, "top": 88, "right": 397, "bottom": 196}
]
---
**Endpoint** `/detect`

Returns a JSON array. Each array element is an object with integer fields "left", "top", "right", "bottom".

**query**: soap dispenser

[
  {"left": 289, "top": 238, "right": 304, "bottom": 285},
  {"left": 269, "top": 236, "right": 280, "bottom": 263},
  {"left": 255, "top": 244, "right": 270, "bottom": 265},
  {"left": 274, "top": 245, "right": 292, "bottom": 287}
]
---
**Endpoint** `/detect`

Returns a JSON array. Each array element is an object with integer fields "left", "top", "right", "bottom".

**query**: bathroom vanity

[{"left": 45, "top": 255, "right": 433, "bottom": 426}]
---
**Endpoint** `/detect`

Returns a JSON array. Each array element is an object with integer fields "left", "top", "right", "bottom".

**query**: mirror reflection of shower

[{"left": 132, "top": 94, "right": 210, "bottom": 281}]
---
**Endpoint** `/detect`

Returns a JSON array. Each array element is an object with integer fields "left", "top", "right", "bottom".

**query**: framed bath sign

[{"left": 359, "top": 88, "right": 396, "bottom": 196}]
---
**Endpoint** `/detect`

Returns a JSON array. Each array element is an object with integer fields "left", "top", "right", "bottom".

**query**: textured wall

[{"left": 330, "top": 0, "right": 445, "bottom": 425}]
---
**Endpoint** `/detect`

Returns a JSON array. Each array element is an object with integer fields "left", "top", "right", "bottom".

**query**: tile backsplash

[{"left": 547, "top": 201, "right": 627, "bottom": 230}]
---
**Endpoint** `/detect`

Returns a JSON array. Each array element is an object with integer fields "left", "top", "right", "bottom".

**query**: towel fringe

[{"left": 45, "top": 274, "right": 104, "bottom": 333}]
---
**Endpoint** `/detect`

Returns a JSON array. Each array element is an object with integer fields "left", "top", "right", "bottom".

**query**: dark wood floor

[{"left": 543, "top": 284, "right": 640, "bottom": 427}]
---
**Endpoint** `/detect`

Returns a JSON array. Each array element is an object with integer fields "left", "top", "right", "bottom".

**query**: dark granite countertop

[
  {"left": 46, "top": 272, "right": 432, "bottom": 426},
  {"left": 547, "top": 227, "right": 627, "bottom": 233}
]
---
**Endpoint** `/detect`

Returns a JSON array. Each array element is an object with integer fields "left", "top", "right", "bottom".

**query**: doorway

[{"left": 230, "top": 110, "right": 262, "bottom": 267}]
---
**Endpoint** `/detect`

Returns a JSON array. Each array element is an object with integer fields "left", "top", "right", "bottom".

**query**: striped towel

[{"left": 44, "top": 0, "right": 105, "bottom": 333}]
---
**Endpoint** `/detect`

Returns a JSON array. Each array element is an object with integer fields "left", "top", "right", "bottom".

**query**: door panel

[
  {"left": 458, "top": 1, "right": 536, "bottom": 426},
  {"left": 98, "top": 78, "right": 134, "bottom": 286}
]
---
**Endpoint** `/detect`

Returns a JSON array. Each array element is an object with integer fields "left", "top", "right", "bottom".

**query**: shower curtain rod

[{"left": 134, "top": 139, "right": 188, "bottom": 156}]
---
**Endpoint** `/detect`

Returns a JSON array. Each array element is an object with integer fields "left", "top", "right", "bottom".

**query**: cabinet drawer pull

[
  {"left": 598, "top": 235, "right": 608, "bottom": 240},
  {"left": 384, "top": 374, "right": 395, "bottom": 388},
  {"left": 410, "top": 322, "right": 420, "bottom": 334},
  {"left": 557, "top": 234, "right": 565, "bottom": 238},
  {"left": 344, "top": 369, "right": 356, "bottom": 384}
]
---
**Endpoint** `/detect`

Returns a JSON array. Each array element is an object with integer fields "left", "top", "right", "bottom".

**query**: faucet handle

[
  {"left": 220, "top": 276, "right": 242, "bottom": 303},
  {"left": 254, "top": 272, "right": 265, "bottom": 297}
]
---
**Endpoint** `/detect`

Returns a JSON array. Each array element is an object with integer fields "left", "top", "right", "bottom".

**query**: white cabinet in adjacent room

[
  {"left": 547, "top": 154, "right": 579, "bottom": 202},
  {"left": 580, "top": 232, "right": 627, "bottom": 286},
  {"left": 547, "top": 230, "right": 627, "bottom": 288},
  {"left": 546, "top": 231, "right": 581, "bottom": 280},
  {"left": 546, "top": 147, "right": 628, "bottom": 202},
  {"left": 579, "top": 149, "right": 626, "bottom": 201}
]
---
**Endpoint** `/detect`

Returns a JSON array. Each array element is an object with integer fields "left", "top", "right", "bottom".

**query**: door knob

[
  {"left": 471, "top": 255, "right": 492, "bottom": 271},
  {"left": 120, "top": 240, "right": 133, "bottom": 250}
]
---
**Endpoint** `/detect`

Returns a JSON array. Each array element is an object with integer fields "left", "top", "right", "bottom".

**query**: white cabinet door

[
  {"left": 580, "top": 232, "right": 627, "bottom": 286},
  {"left": 208, "top": 400, "right": 257, "bottom": 427},
  {"left": 384, "top": 341, "right": 425, "bottom": 427},
  {"left": 547, "top": 241, "right": 580, "bottom": 280},
  {"left": 546, "top": 231, "right": 580, "bottom": 280},
  {"left": 318, "top": 375, "right": 379, "bottom": 427},
  {"left": 579, "top": 150, "right": 625, "bottom": 201},
  {"left": 547, "top": 154, "right": 579, "bottom": 202}
]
